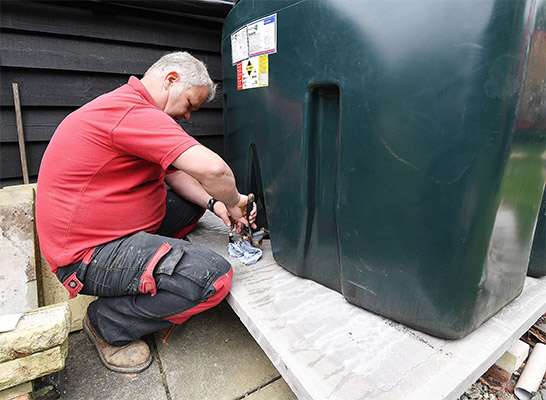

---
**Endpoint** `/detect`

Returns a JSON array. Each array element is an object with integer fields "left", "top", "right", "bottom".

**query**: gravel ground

[
  {"left": 459, "top": 382, "right": 502, "bottom": 400},
  {"left": 459, "top": 315, "right": 546, "bottom": 400},
  {"left": 458, "top": 378, "right": 545, "bottom": 400}
]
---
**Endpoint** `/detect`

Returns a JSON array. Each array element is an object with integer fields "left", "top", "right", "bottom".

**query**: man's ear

[{"left": 164, "top": 71, "right": 180, "bottom": 88}]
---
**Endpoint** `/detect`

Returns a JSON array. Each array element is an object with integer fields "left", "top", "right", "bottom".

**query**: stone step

[
  {"left": 0, "top": 340, "right": 68, "bottom": 391},
  {"left": 0, "top": 303, "right": 70, "bottom": 363},
  {"left": 0, "top": 186, "right": 39, "bottom": 316},
  {"left": 39, "top": 252, "right": 96, "bottom": 332},
  {"left": 0, "top": 382, "right": 32, "bottom": 400},
  {"left": 1, "top": 184, "right": 37, "bottom": 192},
  {"left": 2, "top": 183, "right": 96, "bottom": 333}
]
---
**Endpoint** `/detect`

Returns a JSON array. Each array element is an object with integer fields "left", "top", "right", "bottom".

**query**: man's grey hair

[{"left": 145, "top": 51, "right": 216, "bottom": 102}]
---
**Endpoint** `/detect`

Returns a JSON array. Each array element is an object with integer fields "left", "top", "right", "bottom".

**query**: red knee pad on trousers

[{"left": 165, "top": 267, "right": 233, "bottom": 325}]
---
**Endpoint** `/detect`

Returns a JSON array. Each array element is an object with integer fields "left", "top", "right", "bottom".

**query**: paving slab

[
  {"left": 245, "top": 378, "right": 298, "bottom": 400},
  {"left": 155, "top": 301, "right": 280, "bottom": 400},
  {"left": 189, "top": 212, "right": 546, "bottom": 400},
  {"left": 59, "top": 332, "right": 167, "bottom": 400}
]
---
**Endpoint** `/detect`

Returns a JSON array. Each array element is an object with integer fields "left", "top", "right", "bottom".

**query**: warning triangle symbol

[{"left": 246, "top": 62, "right": 254, "bottom": 76}]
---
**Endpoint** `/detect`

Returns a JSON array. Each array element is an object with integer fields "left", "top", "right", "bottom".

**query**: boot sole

[{"left": 83, "top": 315, "right": 153, "bottom": 374}]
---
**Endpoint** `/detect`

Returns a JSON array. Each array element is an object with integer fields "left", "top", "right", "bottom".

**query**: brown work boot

[{"left": 83, "top": 314, "right": 152, "bottom": 373}]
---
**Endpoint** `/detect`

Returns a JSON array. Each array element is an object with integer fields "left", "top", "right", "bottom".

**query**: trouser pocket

[
  {"left": 78, "top": 232, "right": 184, "bottom": 297},
  {"left": 156, "top": 243, "right": 231, "bottom": 302}
]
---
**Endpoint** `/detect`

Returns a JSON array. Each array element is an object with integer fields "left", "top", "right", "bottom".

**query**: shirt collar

[{"left": 128, "top": 76, "right": 158, "bottom": 107}]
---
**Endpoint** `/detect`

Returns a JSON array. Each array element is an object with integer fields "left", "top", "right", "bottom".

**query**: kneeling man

[{"left": 36, "top": 52, "right": 254, "bottom": 373}]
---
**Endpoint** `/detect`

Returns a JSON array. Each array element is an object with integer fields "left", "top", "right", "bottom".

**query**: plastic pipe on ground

[{"left": 515, "top": 343, "right": 546, "bottom": 400}]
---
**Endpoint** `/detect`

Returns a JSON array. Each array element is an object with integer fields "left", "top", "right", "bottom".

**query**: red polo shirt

[{"left": 36, "top": 76, "right": 199, "bottom": 272}]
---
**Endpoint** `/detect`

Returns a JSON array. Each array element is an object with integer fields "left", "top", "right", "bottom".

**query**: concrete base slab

[
  {"left": 189, "top": 212, "right": 546, "bottom": 400},
  {"left": 60, "top": 332, "right": 167, "bottom": 400},
  {"left": 155, "top": 301, "right": 280, "bottom": 400}
]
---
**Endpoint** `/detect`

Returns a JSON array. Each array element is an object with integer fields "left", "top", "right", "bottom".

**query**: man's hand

[
  {"left": 212, "top": 201, "right": 231, "bottom": 227},
  {"left": 225, "top": 195, "right": 257, "bottom": 232},
  {"left": 212, "top": 196, "right": 257, "bottom": 232}
]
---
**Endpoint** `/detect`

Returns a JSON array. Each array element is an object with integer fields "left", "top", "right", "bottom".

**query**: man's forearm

[
  {"left": 198, "top": 167, "right": 240, "bottom": 207},
  {"left": 165, "top": 169, "right": 240, "bottom": 208},
  {"left": 165, "top": 170, "right": 211, "bottom": 208},
  {"left": 171, "top": 145, "right": 241, "bottom": 207}
]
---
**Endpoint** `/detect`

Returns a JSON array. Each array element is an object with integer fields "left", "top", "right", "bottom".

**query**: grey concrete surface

[
  {"left": 188, "top": 212, "right": 546, "bottom": 400},
  {"left": 59, "top": 305, "right": 295, "bottom": 400},
  {"left": 245, "top": 378, "right": 298, "bottom": 400},
  {"left": 155, "top": 301, "right": 281, "bottom": 400},
  {"left": 59, "top": 332, "right": 168, "bottom": 400}
]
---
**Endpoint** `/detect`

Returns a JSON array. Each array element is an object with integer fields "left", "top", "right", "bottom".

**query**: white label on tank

[
  {"left": 247, "top": 14, "right": 277, "bottom": 57},
  {"left": 231, "top": 26, "right": 249, "bottom": 65}
]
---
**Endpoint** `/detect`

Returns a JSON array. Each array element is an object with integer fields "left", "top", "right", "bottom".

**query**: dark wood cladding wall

[{"left": 0, "top": 0, "right": 227, "bottom": 186}]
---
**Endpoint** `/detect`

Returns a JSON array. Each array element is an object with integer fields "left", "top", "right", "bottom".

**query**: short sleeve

[{"left": 112, "top": 106, "right": 199, "bottom": 169}]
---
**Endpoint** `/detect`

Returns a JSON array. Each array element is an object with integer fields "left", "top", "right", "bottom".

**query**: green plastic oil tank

[
  {"left": 529, "top": 189, "right": 545, "bottom": 277},
  {"left": 222, "top": 0, "right": 546, "bottom": 339},
  {"left": 526, "top": 1, "right": 546, "bottom": 278}
]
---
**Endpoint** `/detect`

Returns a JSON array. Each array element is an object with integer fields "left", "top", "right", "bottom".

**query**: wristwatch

[{"left": 207, "top": 197, "right": 218, "bottom": 212}]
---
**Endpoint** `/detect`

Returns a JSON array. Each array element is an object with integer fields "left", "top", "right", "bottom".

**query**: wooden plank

[
  {"left": 0, "top": 1, "right": 222, "bottom": 52},
  {"left": 0, "top": 70, "right": 128, "bottom": 107},
  {"left": 0, "top": 107, "right": 76, "bottom": 142},
  {"left": 179, "top": 110, "right": 224, "bottom": 138},
  {"left": 0, "top": 177, "right": 37, "bottom": 188},
  {"left": 199, "top": 135, "right": 224, "bottom": 156},
  {"left": 0, "top": 69, "right": 223, "bottom": 109},
  {"left": 10, "top": 82, "right": 29, "bottom": 184},
  {"left": 0, "top": 142, "right": 46, "bottom": 180},
  {"left": 0, "top": 107, "right": 224, "bottom": 143},
  {"left": 0, "top": 136, "right": 224, "bottom": 180},
  {"left": 43, "top": 0, "right": 229, "bottom": 24},
  {"left": 95, "top": 0, "right": 232, "bottom": 20},
  {"left": 0, "top": 31, "right": 222, "bottom": 79}
]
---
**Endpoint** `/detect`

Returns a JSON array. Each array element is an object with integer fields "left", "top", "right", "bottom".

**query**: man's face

[{"left": 163, "top": 83, "right": 209, "bottom": 121}]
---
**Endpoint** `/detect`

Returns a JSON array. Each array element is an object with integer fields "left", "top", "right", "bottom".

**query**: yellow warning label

[{"left": 238, "top": 54, "right": 269, "bottom": 90}]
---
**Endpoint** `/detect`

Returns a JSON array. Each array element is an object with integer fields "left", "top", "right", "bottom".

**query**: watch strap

[{"left": 207, "top": 197, "right": 218, "bottom": 212}]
